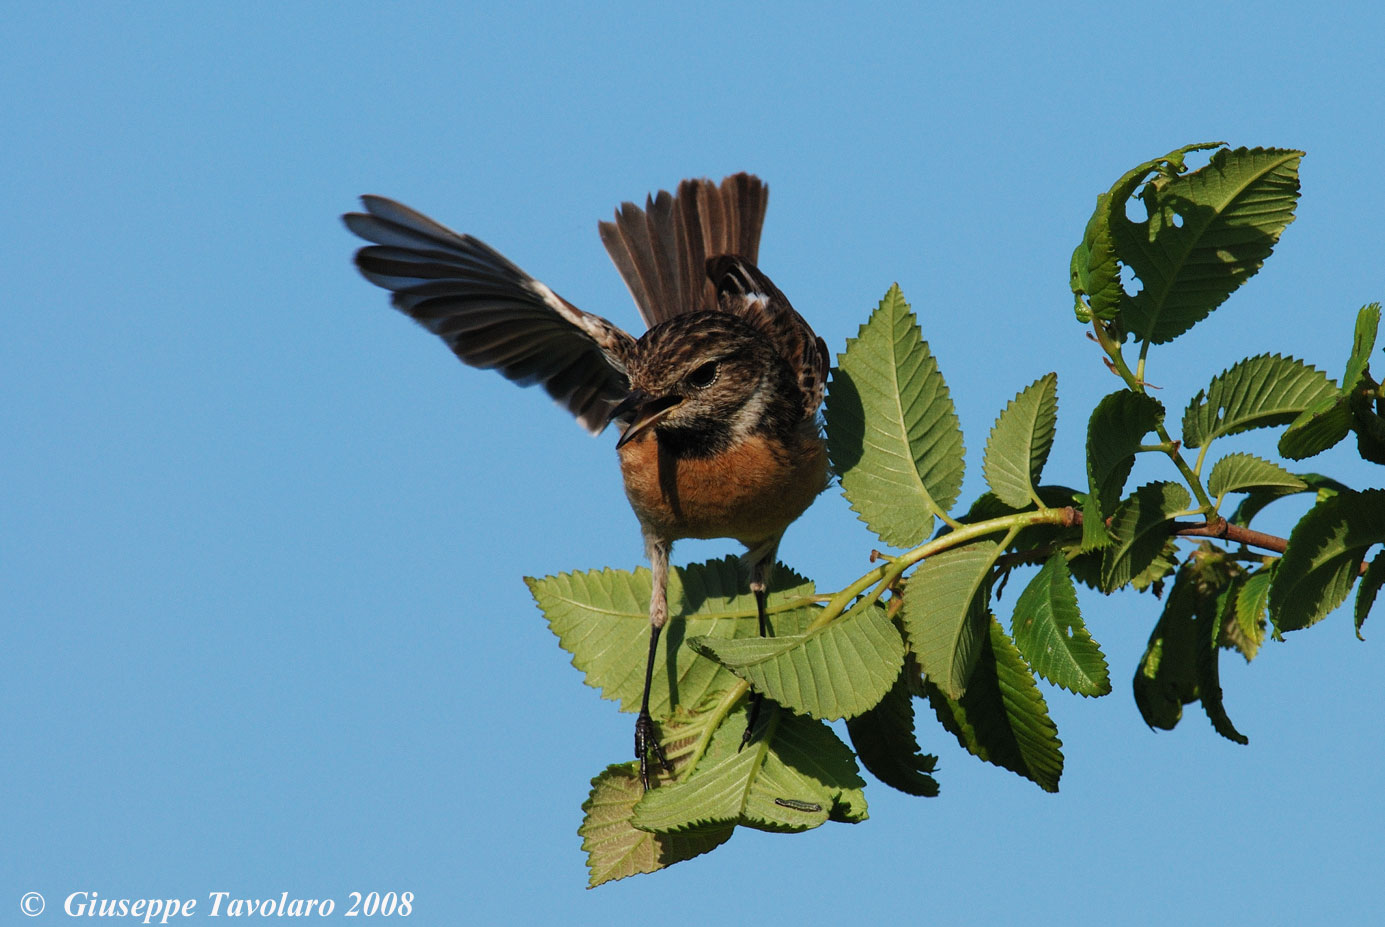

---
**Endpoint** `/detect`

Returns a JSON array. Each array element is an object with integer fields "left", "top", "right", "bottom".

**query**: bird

[{"left": 343, "top": 174, "right": 829, "bottom": 788}]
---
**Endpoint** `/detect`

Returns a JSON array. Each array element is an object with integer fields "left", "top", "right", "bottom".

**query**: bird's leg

[
  {"left": 637, "top": 535, "right": 674, "bottom": 789},
  {"left": 741, "top": 539, "right": 780, "bottom": 748}
]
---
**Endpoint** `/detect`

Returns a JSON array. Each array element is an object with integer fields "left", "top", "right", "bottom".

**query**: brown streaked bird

[{"left": 343, "top": 174, "right": 829, "bottom": 788}]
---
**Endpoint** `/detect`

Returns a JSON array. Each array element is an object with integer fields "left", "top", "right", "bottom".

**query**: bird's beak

[{"left": 613, "top": 389, "right": 683, "bottom": 448}]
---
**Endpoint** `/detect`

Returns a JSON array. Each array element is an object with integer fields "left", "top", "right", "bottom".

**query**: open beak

[{"left": 612, "top": 389, "right": 683, "bottom": 448}]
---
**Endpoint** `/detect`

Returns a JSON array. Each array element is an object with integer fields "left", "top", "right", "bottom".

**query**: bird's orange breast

[{"left": 617, "top": 430, "right": 828, "bottom": 545}]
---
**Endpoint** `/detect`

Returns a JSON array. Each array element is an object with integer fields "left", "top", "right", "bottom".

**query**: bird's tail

[{"left": 599, "top": 173, "right": 768, "bottom": 327}]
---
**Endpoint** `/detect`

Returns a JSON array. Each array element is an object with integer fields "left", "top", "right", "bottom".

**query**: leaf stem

[{"left": 813, "top": 508, "right": 1078, "bottom": 633}]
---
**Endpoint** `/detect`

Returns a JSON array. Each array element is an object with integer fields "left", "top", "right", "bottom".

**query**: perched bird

[{"left": 344, "top": 174, "right": 829, "bottom": 787}]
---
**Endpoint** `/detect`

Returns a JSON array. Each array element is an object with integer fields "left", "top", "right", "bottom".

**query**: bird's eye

[{"left": 686, "top": 360, "right": 720, "bottom": 389}]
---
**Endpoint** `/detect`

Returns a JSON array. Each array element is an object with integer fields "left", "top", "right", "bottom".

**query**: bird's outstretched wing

[{"left": 345, "top": 195, "right": 635, "bottom": 434}]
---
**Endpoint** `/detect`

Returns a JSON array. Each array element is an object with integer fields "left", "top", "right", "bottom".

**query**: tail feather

[{"left": 599, "top": 173, "right": 768, "bottom": 327}]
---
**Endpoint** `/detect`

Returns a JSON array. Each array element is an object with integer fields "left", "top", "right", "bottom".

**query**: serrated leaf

[
  {"left": 1133, "top": 564, "right": 1203, "bottom": 731},
  {"left": 845, "top": 665, "right": 940, "bottom": 797},
  {"left": 1115, "top": 147, "right": 1303, "bottom": 345},
  {"left": 1069, "top": 193, "right": 1124, "bottom": 323},
  {"left": 1344, "top": 303, "right": 1381, "bottom": 391},
  {"left": 1207, "top": 452, "right": 1307, "bottom": 500},
  {"left": 1129, "top": 540, "right": 1181, "bottom": 592},
  {"left": 1352, "top": 391, "right": 1385, "bottom": 465},
  {"left": 903, "top": 541, "right": 1003, "bottom": 699},
  {"left": 1011, "top": 555, "right": 1110, "bottom": 696},
  {"left": 1183, "top": 354, "right": 1339, "bottom": 449},
  {"left": 924, "top": 615, "right": 1063, "bottom": 792},
  {"left": 1356, "top": 552, "right": 1385, "bottom": 640},
  {"left": 1271, "top": 489, "right": 1385, "bottom": 631},
  {"left": 528, "top": 557, "right": 816, "bottom": 719},
  {"left": 1083, "top": 390, "right": 1164, "bottom": 550},
  {"left": 1070, "top": 142, "right": 1224, "bottom": 323},
  {"left": 1101, "top": 482, "right": 1193, "bottom": 592},
  {"left": 687, "top": 600, "right": 904, "bottom": 721},
  {"left": 1201, "top": 581, "right": 1249, "bottom": 744},
  {"left": 1279, "top": 392, "right": 1352, "bottom": 459},
  {"left": 826, "top": 285, "right": 965, "bottom": 547},
  {"left": 1231, "top": 568, "right": 1272, "bottom": 661},
  {"left": 1228, "top": 472, "right": 1351, "bottom": 528},
  {"left": 579, "top": 763, "right": 734, "bottom": 888},
  {"left": 984, "top": 373, "right": 1059, "bottom": 508},
  {"left": 632, "top": 705, "right": 867, "bottom": 834}
]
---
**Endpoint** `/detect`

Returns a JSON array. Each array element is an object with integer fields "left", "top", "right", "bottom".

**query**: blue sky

[{"left": 4, "top": 2, "right": 1382, "bottom": 923}]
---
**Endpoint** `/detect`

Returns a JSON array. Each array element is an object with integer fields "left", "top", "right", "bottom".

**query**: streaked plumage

[{"left": 345, "top": 174, "right": 827, "bottom": 787}]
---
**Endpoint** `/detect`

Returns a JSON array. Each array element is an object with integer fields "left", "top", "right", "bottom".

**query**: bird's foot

[
  {"left": 740, "top": 691, "right": 765, "bottom": 750},
  {"left": 635, "top": 709, "right": 672, "bottom": 789}
]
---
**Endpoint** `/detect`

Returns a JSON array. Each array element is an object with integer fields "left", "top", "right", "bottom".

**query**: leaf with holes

[
  {"left": 1114, "top": 147, "right": 1303, "bottom": 345},
  {"left": 826, "top": 285, "right": 964, "bottom": 548},
  {"left": 1183, "top": 354, "right": 1338, "bottom": 449},
  {"left": 1070, "top": 141, "right": 1224, "bottom": 323},
  {"left": 1011, "top": 555, "right": 1109, "bottom": 696}
]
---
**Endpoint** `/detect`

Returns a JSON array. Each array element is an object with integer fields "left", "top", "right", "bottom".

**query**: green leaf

[
  {"left": 1356, "top": 552, "right": 1385, "bottom": 640},
  {"left": 1101, "top": 482, "right": 1193, "bottom": 592},
  {"left": 1271, "top": 489, "right": 1385, "bottom": 631},
  {"left": 1128, "top": 540, "right": 1181, "bottom": 592},
  {"left": 1352, "top": 392, "right": 1385, "bottom": 465},
  {"left": 1344, "top": 302, "right": 1381, "bottom": 391},
  {"left": 1278, "top": 392, "right": 1352, "bottom": 459},
  {"left": 528, "top": 557, "right": 816, "bottom": 718},
  {"left": 1201, "top": 582, "right": 1249, "bottom": 745},
  {"left": 983, "top": 372, "right": 1059, "bottom": 508},
  {"left": 902, "top": 540, "right": 1003, "bottom": 699},
  {"left": 1069, "top": 194, "right": 1124, "bottom": 323},
  {"left": 924, "top": 615, "right": 1063, "bottom": 792},
  {"left": 632, "top": 705, "right": 867, "bottom": 835},
  {"left": 826, "top": 284, "right": 965, "bottom": 547},
  {"left": 1230, "top": 568, "right": 1271, "bottom": 661},
  {"left": 1182, "top": 354, "right": 1339, "bottom": 449},
  {"left": 1083, "top": 390, "right": 1164, "bottom": 550},
  {"left": 1283, "top": 306, "right": 1385, "bottom": 462},
  {"left": 1133, "top": 564, "right": 1203, "bottom": 731},
  {"left": 579, "top": 763, "right": 733, "bottom": 888},
  {"left": 1011, "top": 555, "right": 1110, "bottom": 696},
  {"left": 687, "top": 600, "right": 904, "bottom": 721},
  {"left": 1228, "top": 472, "right": 1352, "bottom": 528},
  {"left": 1115, "top": 147, "right": 1303, "bottom": 345},
  {"left": 1070, "top": 142, "right": 1224, "bottom": 323},
  {"left": 845, "top": 665, "right": 940, "bottom": 797},
  {"left": 1206, "top": 452, "right": 1307, "bottom": 500}
]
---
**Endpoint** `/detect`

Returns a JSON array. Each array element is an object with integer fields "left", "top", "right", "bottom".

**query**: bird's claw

[
  {"left": 740, "top": 691, "right": 764, "bottom": 751},
  {"left": 635, "top": 710, "right": 672, "bottom": 789}
]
